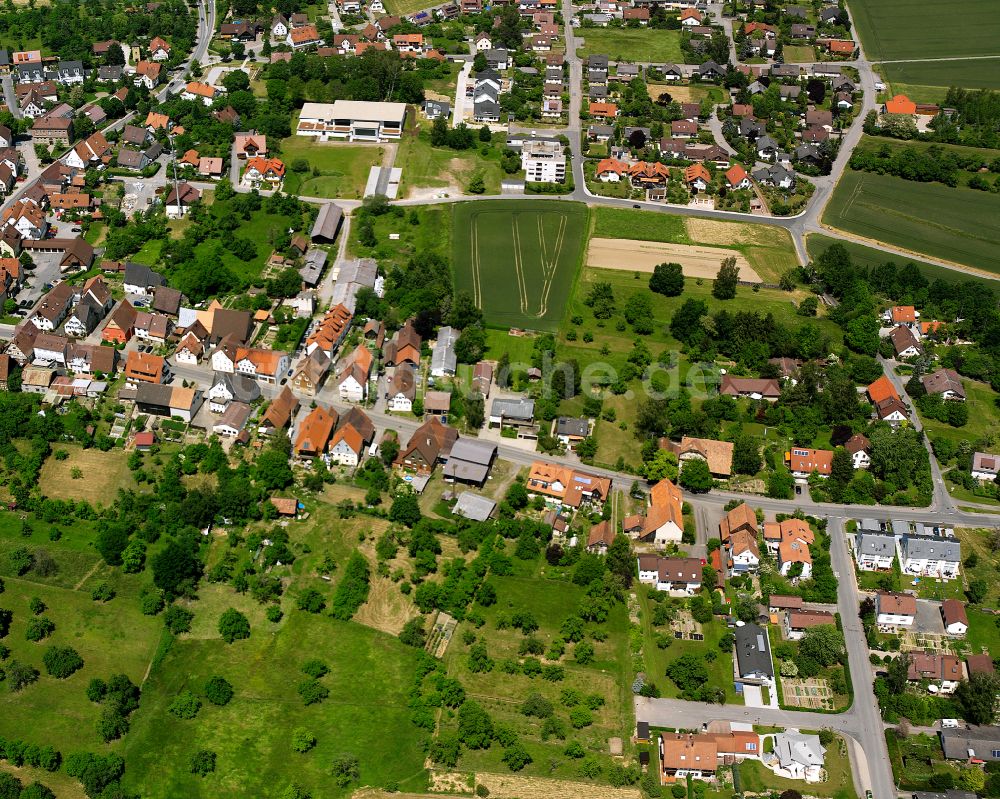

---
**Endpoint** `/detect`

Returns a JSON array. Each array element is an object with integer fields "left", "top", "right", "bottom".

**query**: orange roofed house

[
  {"left": 659, "top": 730, "right": 760, "bottom": 782},
  {"left": 623, "top": 478, "right": 683, "bottom": 546},
  {"left": 526, "top": 461, "right": 611, "bottom": 510},
  {"left": 589, "top": 101, "right": 619, "bottom": 119},
  {"left": 124, "top": 350, "right": 168, "bottom": 384},
  {"left": 719, "top": 502, "right": 760, "bottom": 574},
  {"left": 294, "top": 404, "right": 338, "bottom": 460},
  {"left": 787, "top": 447, "right": 833, "bottom": 478},
  {"left": 883, "top": 94, "right": 916, "bottom": 116},
  {"left": 867, "top": 374, "right": 899, "bottom": 406}
]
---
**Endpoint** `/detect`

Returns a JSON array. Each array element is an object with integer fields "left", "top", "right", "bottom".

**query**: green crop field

[
  {"left": 452, "top": 200, "right": 588, "bottom": 331},
  {"left": 822, "top": 170, "right": 1000, "bottom": 274},
  {"left": 805, "top": 234, "right": 1000, "bottom": 289},
  {"left": 576, "top": 28, "right": 682, "bottom": 63},
  {"left": 850, "top": 0, "right": 1000, "bottom": 61},
  {"left": 881, "top": 60, "right": 1000, "bottom": 102}
]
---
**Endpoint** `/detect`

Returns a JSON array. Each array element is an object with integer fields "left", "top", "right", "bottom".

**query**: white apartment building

[{"left": 521, "top": 139, "right": 566, "bottom": 183}]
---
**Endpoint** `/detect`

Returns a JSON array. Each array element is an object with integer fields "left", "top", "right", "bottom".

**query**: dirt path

[
  {"left": 586, "top": 237, "right": 760, "bottom": 281},
  {"left": 72, "top": 561, "right": 102, "bottom": 591}
]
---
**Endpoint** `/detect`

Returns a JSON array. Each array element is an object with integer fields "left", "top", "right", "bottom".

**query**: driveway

[{"left": 914, "top": 599, "right": 946, "bottom": 635}]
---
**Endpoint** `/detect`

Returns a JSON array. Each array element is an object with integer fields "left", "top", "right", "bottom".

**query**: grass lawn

[
  {"left": 395, "top": 124, "right": 504, "bottom": 198},
  {"left": 805, "top": 233, "right": 1000, "bottom": 289},
  {"left": 576, "top": 28, "right": 682, "bottom": 62},
  {"left": 885, "top": 729, "right": 961, "bottom": 791},
  {"left": 0, "top": 527, "right": 163, "bottom": 757},
  {"left": 919, "top": 380, "right": 1000, "bottom": 449},
  {"left": 822, "top": 170, "right": 1000, "bottom": 274},
  {"left": 850, "top": 0, "right": 1000, "bottom": 62},
  {"left": 589, "top": 206, "right": 799, "bottom": 283},
  {"left": 739, "top": 735, "right": 854, "bottom": 798},
  {"left": 637, "top": 588, "right": 742, "bottom": 704},
  {"left": 452, "top": 200, "right": 589, "bottom": 332},
  {"left": 122, "top": 613, "right": 428, "bottom": 799},
  {"left": 482, "top": 327, "right": 538, "bottom": 363},
  {"left": 278, "top": 136, "right": 384, "bottom": 199},
  {"left": 443, "top": 565, "right": 634, "bottom": 781},
  {"left": 0, "top": 512, "right": 104, "bottom": 591},
  {"left": 38, "top": 445, "right": 133, "bottom": 506},
  {"left": 382, "top": 0, "right": 431, "bottom": 15},
  {"left": 782, "top": 45, "right": 816, "bottom": 63},
  {"left": 348, "top": 202, "right": 452, "bottom": 272},
  {"left": 132, "top": 238, "right": 163, "bottom": 266}
]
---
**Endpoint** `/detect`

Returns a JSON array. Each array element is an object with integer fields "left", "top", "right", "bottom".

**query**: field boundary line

[{"left": 877, "top": 54, "right": 1000, "bottom": 64}]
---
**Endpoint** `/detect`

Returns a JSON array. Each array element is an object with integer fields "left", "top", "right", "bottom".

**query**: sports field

[
  {"left": 452, "top": 200, "right": 588, "bottom": 331},
  {"left": 576, "top": 28, "right": 682, "bottom": 62},
  {"left": 850, "top": 0, "right": 1000, "bottom": 61},
  {"left": 822, "top": 170, "right": 1000, "bottom": 274}
]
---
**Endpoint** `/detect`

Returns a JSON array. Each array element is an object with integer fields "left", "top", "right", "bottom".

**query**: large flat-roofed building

[
  {"left": 521, "top": 139, "right": 566, "bottom": 183},
  {"left": 296, "top": 100, "right": 407, "bottom": 142}
]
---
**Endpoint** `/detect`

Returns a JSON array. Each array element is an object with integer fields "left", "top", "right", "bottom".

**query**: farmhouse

[{"left": 395, "top": 417, "right": 458, "bottom": 473}]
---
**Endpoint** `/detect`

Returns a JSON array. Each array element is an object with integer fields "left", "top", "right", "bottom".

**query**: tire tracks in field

[
  {"left": 511, "top": 214, "right": 529, "bottom": 315},
  {"left": 536, "top": 214, "right": 567, "bottom": 319}
]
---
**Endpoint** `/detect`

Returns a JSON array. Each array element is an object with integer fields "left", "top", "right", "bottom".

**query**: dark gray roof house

[
  {"left": 856, "top": 532, "right": 895, "bottom": 559},
  {"left": 819, "top": 6, "right": 840, "bottom": 22},
  {"left": 588, "top": 68, "right": 607, "bottom": 85},
  {"left": 123, "top": 262, "right": 166, "bottom": 293},
  {"left": 98, "top": 65, "right": 124, "bottom": 82},
  {"left": 443, "top": 439, "right": 498, "bottom": 485},
  {"left": 790, "top": 23, "right": 816, "bottom": 38},
  {"left": 900, "top": 535, "right": 961, "bottom": 564},
  {"left": 771, "top": 64, "right": 801, "bottom": 78},
  {"left": 15, "top": 63, "right": 45, "bottom": 82},
  {"left": 490, "top": 397, "right": 535, "bottom": 423},
  {"left": 587, "top": 54, "right": 608, "bottom": 71},
  {"left": 556, "top": 417, "right": 590, "bottom": 438},
  {"left": 116, "top": 148, "right": 149, "bottom": 170},
  {"left": 784, "top": 5, "right": 807, "bottom": 17},
  {"left": 698, "top": 60, "right": 724, "bottom": 79},
  {"left": 423, "top": 99, "right": 450, "bottom": 119},
  {"left": 735, "top": 623, "right": 774, "bottom": 682},
  {"left": 941, "top": 727, "right": 1000, "bottom": 762},
  {"left": 311, "top": 202, "right": 343, "bottom": 243},
  {"left": 911, "top": 792, "right": 977, "bottom": 799}
]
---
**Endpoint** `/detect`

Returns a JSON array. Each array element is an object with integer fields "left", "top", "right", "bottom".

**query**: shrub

[
  {"left": 291, "top": 728, "right": 317, "bottom": 753},
  {"left": 569, "top": 707, "right": 593, "bottom": 728},
  {"left": 297, "top": 679, "right": 329, "bottom": 705},
  {"left": 218, "top": 608, "right": 250, "bottom": 643},
  {"left": 204, "top": 676, "right": 234, "bottom": 706},
  {"left": 190, "top": 749, "right": 216, "bottom": 776},
  {"left": 6, "top": 660, "right": 39, "bottom": 691},
  {"left": 164, "top": 605, "right": 194, "bottom": 634},
  {"left": 90, "top": 583, "right": 115, "bottom": 602},
  {"left": 25, "top": 617, "right": 55, "bottom": 642},
  {"left": 168, "top": 690, "right": 202, "bottom": 719},
  {"left": 301, "top": 659, "right": 329, "bottom": 679},
  {"left": 42, "top": 646, "right": 84, "bottom": 679}
]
